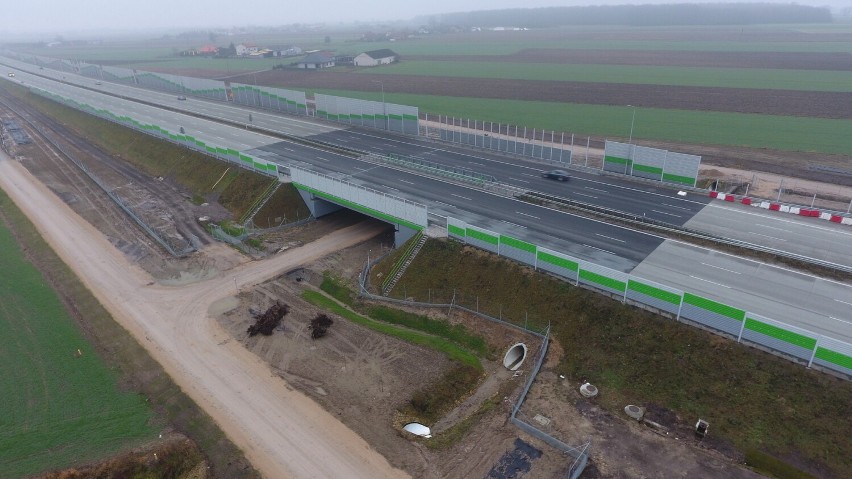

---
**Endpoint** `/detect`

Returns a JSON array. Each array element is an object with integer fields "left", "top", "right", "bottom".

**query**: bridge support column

[
  {"left": 298, "top": 190, "right": 342, "bottom": 218},
  {"left": 395, "top": 225, "right": 418, "bottom": 247}
]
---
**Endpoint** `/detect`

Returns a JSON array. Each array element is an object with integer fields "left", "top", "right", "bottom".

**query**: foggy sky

[{"left": 2, "top": 1, "right": 845, "bottom": 37}]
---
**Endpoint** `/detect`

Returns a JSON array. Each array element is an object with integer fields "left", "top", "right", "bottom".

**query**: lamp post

[
  {"left": 372, "top": 80, "right": 386, "bottom": 130},
  {"left": 627, "top": 105, "right": 636, "bottom": 175}
]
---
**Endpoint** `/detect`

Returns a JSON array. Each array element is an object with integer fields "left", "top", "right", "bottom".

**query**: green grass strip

[
  {"left": 605, "top": 155, "right": 631, "bottom": 165},
  {"left": 744, "top": 318, "right": 817, "bottom": 350},
  {"left": 683, "top": 293, "right": 745, "bottom": 321},
  {"left": 628, "top": 280, "right": 681, "bottom": 305},
  {"left": 302, "top": 291, "right": 481, "bottom": 368},
  {"left": 579, "top": 269, "right": 626, "bottom": 292}
]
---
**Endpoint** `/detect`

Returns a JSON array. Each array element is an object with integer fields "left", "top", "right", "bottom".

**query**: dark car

[{"left": 542, "top": 169, "right": 570, "bottom": 182}]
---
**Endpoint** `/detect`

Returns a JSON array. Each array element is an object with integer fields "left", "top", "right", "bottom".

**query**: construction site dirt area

[{"left": 0, "top": 85, "right": 815, "bottom": 478}]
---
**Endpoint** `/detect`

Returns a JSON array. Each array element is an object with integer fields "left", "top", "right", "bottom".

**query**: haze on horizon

[{"left": 2, "top": 0, "right": 848, "bottom": 39}]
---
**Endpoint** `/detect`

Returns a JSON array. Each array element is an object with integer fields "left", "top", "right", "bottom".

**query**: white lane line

[
  {"left": 748, "top": 232, "right": 787, "bottom": 241},
  {"left": 433, "top": 201, "right": 453, "bottom": 207},
  {"left": 584, "top": 187, "right": 607, "bottom": 193},
  {"left": 689, "top": 276, "right": 732, "bottom": 289},
  {"left": 502, "top": 220, "right": 527, "bottom": 229},
  {"left": 520, "top": 173, "right": 539, "bottom": 178},
  {"left": 836, "top": 299, "right": 852, "bottom": 306},
  {"left": 700, "top": 262, "right": 742, "bottom": 274},
  {"left": 399, "top": 179, "right": 415, "bottom": 185},
  {"left": 281, "top": 147, "right": 295, "bottom": 152},
  {"left": 662, "top": 203, "right": 693, "bottom": 211},
  {"left": 315, "top": 157, "right": 330, "bottom": 162},
  {"left": 755, "top": 224, "right": 789, "bottom": 232},
  {"left": 573, "top": 192, "right": 598, "bottom": 199},
  {"left": 829, "top": 316, "right": 852, "bottom": 325},
  {"left": 469, "top": 162, "right": 485, "bottom": 166},
  {"left": 511, "top": 178, "right": 530, "bottom": 184},
  {"left": 516, "top": 211, "right": 540, "bottom": 219},
  {"left": 651, "top": 209, "right": 682, "bottom": 218},
  {"left": 451, "top": 193, "right": 472, "bottom": 201},
  {"left": 595, "top": 233, "right": 625, "bottom": 243},
  {"left": 582, "top": 244, "right": 616, "bottom": 255}
]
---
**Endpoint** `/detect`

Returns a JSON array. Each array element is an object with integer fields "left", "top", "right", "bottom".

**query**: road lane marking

[
  {"left": 748, "top": 232, "right": 787, "bottom": 241},
  {"left": 651, "top": 209, "right": 682, "bottom": 218},
  {"left": 689, "top": 276, "right": 732, "bottom": 289},
  {"left": 451, "top": 193, "right": 472, "bottom": 201},
  {"left": 502, "top": 221, "right": 527, "bottom": 229},
  {"left": 399, "top": 179, "right": 415, "bottom": 185},
  {"left": 516, "top": 211, "right": 540, "bottom": 219},
  {"left": 595, "top": 233, "right": 625, "bottom": 243},
  {"left": 829, "top": 316, "right": 852, "bottom": 325},
  {"left": 836, "top": 299, "right": 852, "bottom": 306},
  {"left": 315, "top": 157, "right": 330, "bottom": 162},
  {"left": 662, "top": 203, "right": 693, "bottom": 210},
  {"left": 433, "top": 201, "right": 453, "bottom": 207},
  {"left": 584, "top": 187, "right": 607, "bottom": 193},
  {"left": 755, "top": 224, "right": 790, "bottom": 232},
  {"left": 521, "top": 173, "right": 539, "bottom": 178},
  {"left": 573, "top": 192, "right": 598, "bottom": 199},
  {"left": 511, "top": 178, "right": 531, "bottom": 183},
  {"left": 700, "top": 263, "right": 742, "bottom": 274},
  {"left": 582, "top": 244, "right": 616, "bottom": 255}
]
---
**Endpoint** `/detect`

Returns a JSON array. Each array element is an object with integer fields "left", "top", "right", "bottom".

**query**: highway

[
  {"left": 7, "top": 56, "right": 851, "bottom": 270},
  {"left": 2, "top": 60, "right": 851, "bottom": 344}
]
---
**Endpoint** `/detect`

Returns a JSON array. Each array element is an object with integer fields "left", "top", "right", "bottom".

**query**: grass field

[
  {"left": 0, "top": 198, "right": 157, "bottom": 478},
  {"left": 384, "top": 238, "right": 852, "bottom": 479},
  {"left": 369, "top": 61, "right": 852, "bottom": 92},
  {"left": 309, "top": 88, "right": 852, "bottom": 155}
]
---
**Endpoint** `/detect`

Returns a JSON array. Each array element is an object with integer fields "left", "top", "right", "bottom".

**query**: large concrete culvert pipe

[{"left": 503, "top": 343, "right": 528, "bottom": 371}]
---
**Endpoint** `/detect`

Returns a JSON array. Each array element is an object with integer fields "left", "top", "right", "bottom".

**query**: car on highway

[
  {"left": 95, "top": 81, "right": 102, "bottom": 85},
  {"left": 542, "top": 169, "right": 570, "bottom": 182},
  {"left": 7, "top": 72, "right": 14, "bottom": 77},
  {"left": 177, "top": 95, "right": 187, "bottom": 100}
]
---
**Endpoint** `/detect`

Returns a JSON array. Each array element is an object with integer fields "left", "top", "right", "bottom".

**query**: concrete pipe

[{"left": 503, "top": 343, "right": 528, "bottom": 371}]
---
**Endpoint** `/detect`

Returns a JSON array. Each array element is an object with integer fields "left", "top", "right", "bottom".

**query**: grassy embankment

[
  {"left": 376, "top": 238, "right": 852, "bottom": 479},
  {"left": 0, "top": 190, "right": 258, "bottom": 477},
  {"left": 2, "top": 83, "right": 308, "bottom": 229},
  {"left": 302, "top": 270, "right": 500, "bottom": 434}
]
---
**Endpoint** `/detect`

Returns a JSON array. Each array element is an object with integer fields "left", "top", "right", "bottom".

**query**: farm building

[
  {"left": 235, "top": 43, "right": 259, "bottom": 56},
  {"left": 297, "top": 51, "right": 336, "bottom": 69},
  {"left": 353, "top": 49, "right": 398, "bottom": 67}
]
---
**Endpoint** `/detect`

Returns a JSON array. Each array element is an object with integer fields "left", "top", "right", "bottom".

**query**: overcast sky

[{"left": 1, "top": 1, "right": 845, "bottom": 37}]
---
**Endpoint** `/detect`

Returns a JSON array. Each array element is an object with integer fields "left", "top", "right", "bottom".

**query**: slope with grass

[{"left": 383, "top": 238, "right": 852, "bottom": 479}]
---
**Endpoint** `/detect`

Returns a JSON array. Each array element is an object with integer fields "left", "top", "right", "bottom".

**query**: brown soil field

[
  {"left": 409, "top": 49, "right": 852, "bottom": 70},
  {"left": 243, "top": 70, "right": 852, "bottom": 119}
]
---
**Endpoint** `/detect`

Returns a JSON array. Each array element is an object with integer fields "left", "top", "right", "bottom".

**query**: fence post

[
  {"left": 808, "top": 336, "right": 821, "bottom": 368},
  {"left": 737, "top": 316, "right": 747, "bottom": 342}
]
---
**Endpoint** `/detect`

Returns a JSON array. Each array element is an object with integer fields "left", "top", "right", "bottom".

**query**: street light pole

[
  {"left": 627, "top": 105, "right": 636, "bottom": 175},
  {"left": 373, "top": 80, "right": 386, "bottom": 130}
]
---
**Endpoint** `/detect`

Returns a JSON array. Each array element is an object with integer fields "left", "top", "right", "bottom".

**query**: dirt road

[{"left": 0, "top": 151, "right": 408, "bottom": 479}]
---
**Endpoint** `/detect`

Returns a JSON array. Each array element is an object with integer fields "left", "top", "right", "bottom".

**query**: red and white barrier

[{"left": 708, "top": 191, "right": 851, "bottom": 226}]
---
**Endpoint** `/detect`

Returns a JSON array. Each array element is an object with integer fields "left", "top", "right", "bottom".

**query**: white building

[{"left": 353, "top": 49, "right": 398, "bottom": 67}]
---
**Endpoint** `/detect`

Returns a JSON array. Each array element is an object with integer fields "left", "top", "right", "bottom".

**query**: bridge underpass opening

[{"left": 296, "top": 189, "right": 419, "bottom": 246}]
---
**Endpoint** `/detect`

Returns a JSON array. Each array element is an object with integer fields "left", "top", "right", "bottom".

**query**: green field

[
  {"left": 309, "top": 88, "right": 852, "bottom": 155},
  {"left": 0, "top": 202, "right": 157, "bottom": 477},
  {"left": 368, "top": 61, "right": 852, "bottom": 92}
]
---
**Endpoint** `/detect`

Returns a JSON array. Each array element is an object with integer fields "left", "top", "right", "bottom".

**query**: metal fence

[
  {"left": 422, "top": 113, "right": 574, "bottom": 165},
  {"left": 359, "top": 253, "right": 589, "bottom": 477},
  {"left": 603, "top": 140, "right": 700, "bottom": 187},
  {"left": 446, "top": 216, "right": 852, "bottom": 380},
  {"left": 315, "top": 93, "right": 419, "bottom": 135}
]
